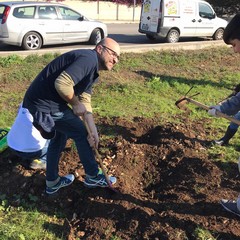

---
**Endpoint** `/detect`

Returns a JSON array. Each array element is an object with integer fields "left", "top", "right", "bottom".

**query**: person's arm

[
  {"left": 220, "top": 92, "right": 240, "bottom": 115},
  {"left": 209, "top": 92, "right": 240, "bottom": 117},
  {"left": 55, "top": 71, "right": 86, "bottom": 116},
  {"left": 84, "top": 112, "right": 99, "bottom": 149},
  {"left": 78, "top": 92, "right": 99, "bottom": 149}
]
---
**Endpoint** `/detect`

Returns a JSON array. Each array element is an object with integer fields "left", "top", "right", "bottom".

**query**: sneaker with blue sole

[
  {"left": 84, "top": 173, "right": 117, "bottom": 188},
  {"left": 46, "top": 174, "right": 75, "bottom": 194}
]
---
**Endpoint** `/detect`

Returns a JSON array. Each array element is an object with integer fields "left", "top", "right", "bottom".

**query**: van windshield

[{"left": 199, "top": 3, "right": 215, "bottom": 19}]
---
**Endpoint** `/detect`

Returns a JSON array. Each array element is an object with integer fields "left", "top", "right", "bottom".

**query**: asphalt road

[{"left": 0, "top": 23, "right": 226, "bottom": 57}]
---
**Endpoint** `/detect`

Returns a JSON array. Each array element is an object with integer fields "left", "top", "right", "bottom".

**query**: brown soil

[{"left": 1, "top": 115, "right": 240, "bottom": 240}]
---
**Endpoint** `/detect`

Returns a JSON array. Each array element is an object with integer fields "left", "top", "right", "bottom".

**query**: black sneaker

[
  {"left": 220, "top": 199, "right": 240, "bottom": 217},
  {"left": 46, "top": 174, "right": 75, "bottom": 194},
  {"left": 84, "top": 173, "right": 117, "bottom": 188}
]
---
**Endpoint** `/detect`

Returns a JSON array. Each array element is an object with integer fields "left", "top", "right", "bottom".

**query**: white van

[{"left": 138, "top": 0, "right": 228, "bottom": 43}]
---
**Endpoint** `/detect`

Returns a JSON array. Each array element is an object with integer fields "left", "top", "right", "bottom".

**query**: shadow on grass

[{"left": 136, "top": 70, "right": 234, "bottom": 90}]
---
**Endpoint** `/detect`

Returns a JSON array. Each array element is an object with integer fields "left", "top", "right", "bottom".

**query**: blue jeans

[
  {"left": 230, "top": 111, "right": 240, "bottom": 130},
  {"left": 10, "top": 140, "right": 49, "bottom": 162},
  {"left": 46, "top": 108, "right": 98, "bottom": 181}
]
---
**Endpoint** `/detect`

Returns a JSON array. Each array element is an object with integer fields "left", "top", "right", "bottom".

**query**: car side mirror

[
  {"left": 78, "top": 16, "right": 84, "bottom": 21},
  {"left": 209, "top": 13, "right": 216, "bottom": 19}
]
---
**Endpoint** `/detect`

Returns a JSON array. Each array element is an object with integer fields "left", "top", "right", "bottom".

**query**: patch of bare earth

[{"left": 1, "top": 115, "right": 240, "bottom": 239}]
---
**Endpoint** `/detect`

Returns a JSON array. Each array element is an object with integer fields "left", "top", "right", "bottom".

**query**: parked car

[{"left": 0, "top": 1, "right": 108, "bottom": 50}]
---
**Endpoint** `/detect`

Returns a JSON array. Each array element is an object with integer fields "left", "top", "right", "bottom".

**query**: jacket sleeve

[
  {"left": 78, "top": 92, "right": 92, "bottom": 113},
  {"left": 220, "top": 92, "right": 240, "bottom": 115},
  {"left": 55, "top": 71, "right": 74, "bottom": 99}
]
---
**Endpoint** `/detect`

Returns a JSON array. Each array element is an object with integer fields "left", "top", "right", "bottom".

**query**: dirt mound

[{"left": 1, "top": 116, "right": 240, "bottom": 239}]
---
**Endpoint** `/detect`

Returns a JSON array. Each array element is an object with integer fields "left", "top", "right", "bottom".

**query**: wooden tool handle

[
  {"left": 215, "top": 111, "right": 240, "bottom": 126},
  {"left": 186, "top": 98, "right": 209, "bottom": 110},
  {"left": 186, "top": 97, "right": 240, "bottom": 126},
  {"left": 84, "top": 120, "right": 113, "bottom": 188}
]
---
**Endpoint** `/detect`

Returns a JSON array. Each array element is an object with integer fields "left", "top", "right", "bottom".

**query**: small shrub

[{"left": 0, "top": 55, "right": 23, "bottom": 67}]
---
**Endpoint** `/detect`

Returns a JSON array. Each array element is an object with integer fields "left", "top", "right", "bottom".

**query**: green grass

[
  {"left": 0, "top": 209, "right": 64, "bottom": 240},
  {"left": 193, "top": 226, "right": 216, "bottom": 240},
  {"left": 0, "top": 194, "right": 65, "bottom": 240},
  {"left": 0, "top": 46, "right": 240, "bottom": 239}
]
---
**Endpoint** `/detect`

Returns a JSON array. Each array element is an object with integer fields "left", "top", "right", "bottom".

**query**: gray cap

[{"left": 223, "top": 14, "right": 240, "bottom": 44}]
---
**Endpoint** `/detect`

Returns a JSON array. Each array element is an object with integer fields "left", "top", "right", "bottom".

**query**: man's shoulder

[
  {"left": 67, "top": 49, "right": 96, "bottom": 58},
  {"left": 69, "top": 49, "right": 98, "bottom": 69},
  {"left": 62, "top": 49, "right": 97, "bottom": 65}
]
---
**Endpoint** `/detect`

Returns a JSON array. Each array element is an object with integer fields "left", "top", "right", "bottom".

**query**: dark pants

[{"left": 46, "top": 108, "right": 98, "bottom": 182}]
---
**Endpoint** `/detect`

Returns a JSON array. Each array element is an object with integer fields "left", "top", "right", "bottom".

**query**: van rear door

[
  {"left": 177, "top": 0, "right": 197, "bottom": 37},
  {"left": 139, "top": 0, "right": 162, "bottom": 33}
]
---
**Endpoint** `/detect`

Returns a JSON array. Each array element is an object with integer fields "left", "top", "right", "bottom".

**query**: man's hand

[
  {"left": 208, "top": 105, "right": 221, "bottom": 117},
  {"left": 72, "top": 102, "right": 86, "bottom": 116},
  {"left": 87, "top": 129, "right": 99, "bottom": 149},
  {"left": 83, "top": 112, "right": 99, "bottom": 149}
]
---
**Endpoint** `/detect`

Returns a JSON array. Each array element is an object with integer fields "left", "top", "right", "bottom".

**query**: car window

[
  {"left": 38, "top": 6, "right": 58, "bottom": 19},
  {"left": 58, "top": 6, "right": 82, "bottom": 20},
  {"left": 0, "top": 5, "right": 5, "bottom": 19},
  {"left": 13, "top": 6, "right": 35, "bottom": 19},
  {"left": 198, "top": 3, "right": 214, "bottom": 19}
]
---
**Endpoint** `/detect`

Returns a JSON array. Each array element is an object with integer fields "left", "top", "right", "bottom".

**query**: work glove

[{"left": 208, "top": 105, "right": 221, "bottom": 117}]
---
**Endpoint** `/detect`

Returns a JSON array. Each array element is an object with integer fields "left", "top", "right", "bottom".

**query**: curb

[{"left": 0, "top": 40, "right": 227, "bottom": 58}]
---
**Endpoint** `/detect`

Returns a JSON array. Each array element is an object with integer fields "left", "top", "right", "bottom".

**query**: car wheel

[
  {"left": 166, "top": 29, "right": 180, "bottom": 43},
  {"left": 89, "top": 28, "right": 102, "bottom": 45},
  {"left": 213, "top": 28, "right": 224, "bottom": 40},
  {"left": 22, "top": 32, "right": 42, "bottom": 50},
  {"left": 146, "top": 34, "right": 156, "bottom": 41}
]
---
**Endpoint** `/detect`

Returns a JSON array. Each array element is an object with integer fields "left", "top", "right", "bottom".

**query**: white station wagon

[{"left": 0, "top": 1, "right": 108, "bottom": 50}]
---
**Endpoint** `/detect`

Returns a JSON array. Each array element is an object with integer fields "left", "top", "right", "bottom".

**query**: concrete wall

[
  {"left": 63, "top": 1, "right": 141, "bottom": 22},
  {"left": 0, "top": 0, "right": 141, "bottom": 21}
]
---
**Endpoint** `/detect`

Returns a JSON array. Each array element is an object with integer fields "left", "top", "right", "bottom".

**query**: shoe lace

[{"left": 89, "top": 174, "right": 107, "bottom": 186}]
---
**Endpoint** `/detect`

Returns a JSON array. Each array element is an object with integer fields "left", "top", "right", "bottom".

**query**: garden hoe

[
  {"left": 84, "top": 119, "right": 118, "bottom": 193},
  {"left": 175, "top": 94, "right": 240, "bottom": 126}
]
